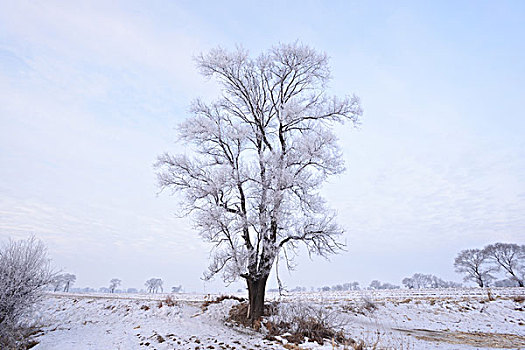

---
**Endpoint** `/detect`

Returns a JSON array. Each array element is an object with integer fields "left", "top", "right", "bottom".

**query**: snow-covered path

[{"left": 34, "top": 295, "right": 284, "bottom": 350}]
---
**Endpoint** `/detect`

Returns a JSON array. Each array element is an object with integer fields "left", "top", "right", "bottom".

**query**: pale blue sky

[{"left": 1, "top": 1, "right": 524, "bottom": 292}]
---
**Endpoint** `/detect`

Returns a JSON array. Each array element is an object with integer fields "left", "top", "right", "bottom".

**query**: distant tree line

[
  {"left": 46, "top": 276, "right": 185, "bottom": 295},
  {"left": 402, "top": 273, "right": 461, "bottom": 289}
]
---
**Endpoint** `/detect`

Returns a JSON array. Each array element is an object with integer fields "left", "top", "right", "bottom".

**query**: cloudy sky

[{"left": 1, "top": 1, "right": 524, "bottom": 293}]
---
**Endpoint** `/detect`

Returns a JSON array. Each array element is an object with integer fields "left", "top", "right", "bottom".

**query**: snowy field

[{"left": 33, "top": 288, "right": 525, "bottom": 349}]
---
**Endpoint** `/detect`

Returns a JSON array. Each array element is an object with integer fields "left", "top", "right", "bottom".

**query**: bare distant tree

[
  {"left": 454, "top": 249, "right": 496, "bottom": 287},
  {"left": 109, "top": 278, "right": 121, "bottom": 293},
  {"left": 61, "top": 273, "right": 76, "bottom": 292},
  {"left": 0, "top": 237, "right": 55, "bottom": 348},
  {"left": 171, "top": 285, "right": 182, "bottom": 293},
  {"left": 145, "top": 278, "right": 163, "bottom": 293},
  {"left": 156, "top": 43, "right": 362, "bottom": 323},
  {"left": 483, "top": 243, "right": 524, "bottom": 287},
  {"left": 50, "top": 274, "right": 64, "bottom": 292}
]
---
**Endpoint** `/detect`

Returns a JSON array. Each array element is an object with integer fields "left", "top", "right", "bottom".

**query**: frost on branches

[
  {"left": 156, "top": 43, "right": 362, "bottom": 322},
  {"left": 0, "top": 236, "right": 54, "bottom": 347},
  {"left": 454, "top": 249, "right": 496, "bottom": 288}
]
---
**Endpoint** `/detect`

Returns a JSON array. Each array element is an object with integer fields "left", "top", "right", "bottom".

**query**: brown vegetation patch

[
  {"left": 227, "top": 301, "right": 352, "bottom": 346},
  {"left": 395, "top": 328, "right": 525, "bottom": 348},
  {"left": 268, "top": 316, "right": 348, "bottom": 345},
  {"left": 226, "top": 301, "right": 279, "bottom": 328},
  {"left": 201, "top": 295, "right": 246, "bottom": 311},
  {"left": 227, "top": 302, "right": 251, "bottom": 327}
]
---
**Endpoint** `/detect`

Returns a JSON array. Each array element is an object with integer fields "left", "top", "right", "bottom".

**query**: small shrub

[
  {"left": 227, "top": 302, "right": 250, "bottom": 326},
  {"left": 0, "top": 237, "right": 55, "bottom": 349},
  {"left": 158, "top": 295, "right": 177, "bottom": 308}
]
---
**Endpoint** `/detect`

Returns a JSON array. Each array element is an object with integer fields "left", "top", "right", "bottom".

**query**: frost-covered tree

[
  {"left": 109, "top": 278, "right": 121, "bottom": 293},
  {"left": 483, "top": 243, "right": 524, "bottom": 287},
  {"left": 401, "top": 277, "right": 415, "bottom": 289},
  {"left": 51, "top": 273, "right": 76, "bottom": 292},
  {"left": 156, "top": 43, "right": 361, "bottom": 323},
  {"left": 145, "top": 278, "right": 163, "bottom": 293},
  {"left": 171, "top": 285, "right": 183, "bottom": 293},
  {"left": 61, "top": 273, "right": 76, "bottom": 292},
  {"left": 50, "top": 274, "right": 64, "bottom": 292},
  {"left": 0, "top": 237, "right": 55, "bottom": 348},
  {"left": 454, "top": 249, "right": 496, "bottom": 288}
]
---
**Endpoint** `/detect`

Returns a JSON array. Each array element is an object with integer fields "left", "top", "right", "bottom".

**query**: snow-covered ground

[{"left": 33, "top": 288, "right": 525, "bottom": 349}]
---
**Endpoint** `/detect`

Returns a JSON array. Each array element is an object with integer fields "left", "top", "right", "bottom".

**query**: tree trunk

[{"left": 246, "top": 275, "right": 269, "bottom": 324}]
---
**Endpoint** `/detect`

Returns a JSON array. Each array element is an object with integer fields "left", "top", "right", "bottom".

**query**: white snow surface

[{"left": 33, "top": 288, "right": 525, "bottom": 349}]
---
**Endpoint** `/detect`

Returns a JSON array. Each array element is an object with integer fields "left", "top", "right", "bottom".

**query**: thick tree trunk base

[{"left": 246, "top": 275, "right": 268, "bottom": 325}]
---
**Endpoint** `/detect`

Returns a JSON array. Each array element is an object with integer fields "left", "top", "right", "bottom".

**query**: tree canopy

[{"left": 156, "top": 42, "right": 362, "bottom": 321}]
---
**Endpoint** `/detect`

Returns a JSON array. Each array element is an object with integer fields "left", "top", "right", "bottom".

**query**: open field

[{"left": 32, "top": 288, "right": 525, "bottom": 349}]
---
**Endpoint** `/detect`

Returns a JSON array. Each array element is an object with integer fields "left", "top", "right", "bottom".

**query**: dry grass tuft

[{"left": 263, "top": 303, "right": 352, "bottom": 346}]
